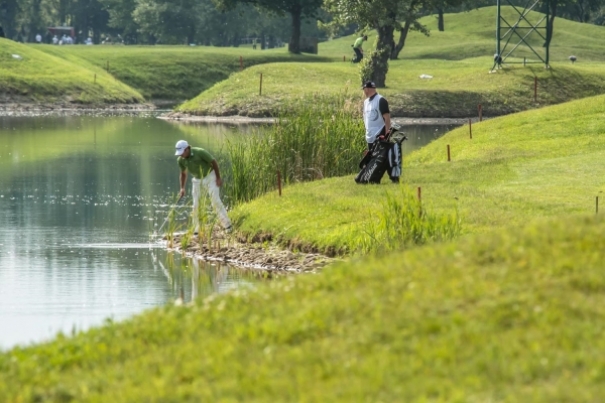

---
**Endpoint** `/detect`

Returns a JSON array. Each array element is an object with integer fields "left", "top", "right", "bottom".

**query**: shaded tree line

[{"left": 0, "top": 0, "right": 325, "bottom": 47}]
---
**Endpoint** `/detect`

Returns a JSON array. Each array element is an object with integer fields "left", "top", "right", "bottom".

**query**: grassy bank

[
  {"left": 2, "top": 214, "right": 605, "bottom": 401},
  {"left": 38, "top": 45, "right": 329, "bottom": 101},
  {"left": 0, "top": 39, "right": 143, "bottom": 105},
  {"left": 177, "top": 57, "right": 605, "bottom": 117},
  {"left": 231, "top": 92, "right": 605, "bottom": 254}
]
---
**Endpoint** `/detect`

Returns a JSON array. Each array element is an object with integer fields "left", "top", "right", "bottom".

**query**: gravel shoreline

[
  {"left": 168, "top": 230, "right": 337, "bottom": 274},
  {"left": 160, "top": 112, "right": 478, "bottom": 125}
]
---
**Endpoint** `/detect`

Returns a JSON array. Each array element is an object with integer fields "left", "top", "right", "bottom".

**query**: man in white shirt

[
  {"left": 35, "top": 33, "right": 41, "bottom": 43},
  {"left": 362, "top": 81, "right": 391, "bottom": 149}
]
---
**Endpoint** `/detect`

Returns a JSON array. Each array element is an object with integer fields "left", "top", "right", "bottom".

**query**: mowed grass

[
  {"left": 0, "top": 39, "right": 143, "bottom": 104},
  {"left": 178, "top": 56, "right": 605, "bottom": 117},
  {"left": 320, "top": 6, "right": 605, "bottom": 62},
  {"left": 231, "top": 93, "right": 605, "bottom": 254},
  {"left": 38, "top": 45, "right": 329, "bottom": 101},
  {"left": 2, "top": 215, "right": 605, "bottom": 401},
  {"left": 180, "top": 6, "right": 605, "bottom": 117}
]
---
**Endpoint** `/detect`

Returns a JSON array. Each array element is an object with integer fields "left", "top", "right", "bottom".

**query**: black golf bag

[{"left": 355, "top": 126, "right": 406, "bottom": 184}]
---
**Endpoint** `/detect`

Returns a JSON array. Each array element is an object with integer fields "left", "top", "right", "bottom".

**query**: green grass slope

[
  {"left": 232, "top": 93, "right": 605, "bottom": 254},
  {"left": 0, "top": 39, "right": 143, "bottom": 105},
  {"left": 2, "top": 214, "right": 605, "bottom": 401},
  {"left": 177, "top": 56, "right": 605, "bottom": 117},
  {"left": 320, "top": 6, "right": 605, "bottom": 62},
  {"left": 38, "top": 45, "right": 329, "bottom": 101},
  {"left": 180, "top": 6, "right": 605, "bottom": 117}
]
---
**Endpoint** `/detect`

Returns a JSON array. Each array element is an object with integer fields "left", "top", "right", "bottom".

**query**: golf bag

[{"left": 355, "top": 125, "right": 406, "bottom": 184}]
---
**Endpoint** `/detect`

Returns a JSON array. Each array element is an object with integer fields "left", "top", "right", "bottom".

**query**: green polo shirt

[
  {"left": 353, "top": 36, "right": 364, "bottom": 49},
  {"left": 177, "top": 147, "right": 214, "bottom": 179}
]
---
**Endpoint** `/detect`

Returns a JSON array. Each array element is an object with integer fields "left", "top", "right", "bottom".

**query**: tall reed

[
  {"left": 361, "top": 185, "right": 462, "bottom": 253},
  {"left": 222, "top": 93, "right": 364, "bottom": 205}
]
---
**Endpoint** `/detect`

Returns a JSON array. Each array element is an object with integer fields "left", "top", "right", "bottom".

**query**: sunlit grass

[
  {"left": 0, "top": 39, "right": 143, "bottom": 104},
  {"left": 2, "top": 215, "right": 605, "bottom": 401},
  {"left": 231, "top": 93, "right": 605, "bottom": 254}
]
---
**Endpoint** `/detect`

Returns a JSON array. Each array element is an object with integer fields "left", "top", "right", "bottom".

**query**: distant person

[
  {"left": 352, "top": 35, "right": 367, "bottom": 63},
  {"left": 174, "top": 140, "right": 232, "bottom": 233},
  {"left": 52, "top": 35, "right": 58, "bottom": 44},
  {"left": 356, "top": 81, "right": 401, "bottom": 183},
  {"left": 35, "top": 33, "right": 42, "bottom": 43},
  {"left": 252, "top": 38, "right": 257, "bottom": 49},
  {"left": 85, "top": 37, "right": 93, "bottom": 45}
]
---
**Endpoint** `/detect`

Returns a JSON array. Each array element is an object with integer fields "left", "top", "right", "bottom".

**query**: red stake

[
  {"left": 239, "top": 55, "right": 243, "bottom": 71},
  {"left": 259, "top": 73, "right": 263, "bottom": 96},
  {"left": 277, "top": 170, "right": 282, "bottom": 196},
  {"left": 469, "top": 118, "right": 472, "bottom": 139},
  {"left": 447, "top": 144, "right": 451, "bottom": 162},
  {"left": 478, "top": 104, "right": 483, "bottom": 122}
]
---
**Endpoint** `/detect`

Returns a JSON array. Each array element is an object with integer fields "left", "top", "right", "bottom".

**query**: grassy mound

[
  {"left": 231, "top": 93, "right": 605, "bottom": 253},
  {"left": 0, "top": 39, "right": 143, "bottom": 105},
  {"left": 179, "top": 6, "right": 605, "bottom": 117},
  {"left": 38, "top": 45, "right": 329, "bottom": 101},
  {"left": 177, "top": 57, "right": 605, "bottom": 117},
  {"left": 2, "top": 214, "right": 605, "bottom": 401},
  {"left": 320, "top": 6, "right": 605, "bottom": 62}
]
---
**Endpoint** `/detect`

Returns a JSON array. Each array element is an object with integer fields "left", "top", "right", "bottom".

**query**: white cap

[{"left": 175, "top": 140, "right": 189, "bottom": 156}]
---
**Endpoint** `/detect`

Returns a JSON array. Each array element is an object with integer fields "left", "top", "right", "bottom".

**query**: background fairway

[
  {"left": 38, "top": 45, "right": 327, "bottom": 102},
  {"left": 179, "top": 6, "right": 605, "bottom": 117},
  {"left": 0, "top": 39, "right": 143, "bottom": 104},
  {"left": 320, "top": 6, "right": 605, "bottom": 62}
]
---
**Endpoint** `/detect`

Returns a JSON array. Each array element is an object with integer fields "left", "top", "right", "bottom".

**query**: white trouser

[{"left": 191, "top": 170, "right": 232, "bottom": 230}]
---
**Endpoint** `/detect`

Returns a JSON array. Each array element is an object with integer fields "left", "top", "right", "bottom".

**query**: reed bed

[
  {"left": 361, "top": 185, "right": 462, "bottom": 253},
  {"left": 222, "top": 95, "right": 364, "bottom": 205}
]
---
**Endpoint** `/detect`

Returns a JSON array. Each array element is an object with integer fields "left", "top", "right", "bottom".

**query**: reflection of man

[
  {"left": 352, "top": 35, "right": 367, "bottom": 63},
  {"left": 175, "top": 140, "right": 232, "bottom": 232}
]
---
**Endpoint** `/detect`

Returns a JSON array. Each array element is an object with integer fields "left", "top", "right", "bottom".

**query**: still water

[{"left": 0, "top": 115, "right": 454, "bottom": 350}]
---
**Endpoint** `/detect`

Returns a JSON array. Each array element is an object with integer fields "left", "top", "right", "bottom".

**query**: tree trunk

[
  {"left": 390, "top": 20, "right": 411, "bottom": 60},
  {"left": 288, "top": 4, "right": 301, "bottom": 54},
  {"left": 545, "top": 1, "right": 556, "bottom": 48},
  {"left": 438, "top": 8, "right": 444, "bottom": 31},
  {"left": 369, "top": 24, "right": 394, "bottom": 87}
]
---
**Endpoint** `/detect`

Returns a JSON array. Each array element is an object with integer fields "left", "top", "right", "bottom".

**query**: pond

[{"left": 0, "top": 114, "right": 457, "bottom": 350}]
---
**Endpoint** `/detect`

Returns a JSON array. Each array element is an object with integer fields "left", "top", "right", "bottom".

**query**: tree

[
  {"left": 212, "top": 0, "right": 323, "bottom": 53},
  {"left": 325, "top": 0, "right": 462, "bottom": 87}
]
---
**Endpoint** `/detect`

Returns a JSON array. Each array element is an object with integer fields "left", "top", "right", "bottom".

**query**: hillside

[
  {"left": 0, "top": 39, "right": 143, "bottom": 106},
  {"left": 38, "top": 46, "right": 329, "bottom": 102}
]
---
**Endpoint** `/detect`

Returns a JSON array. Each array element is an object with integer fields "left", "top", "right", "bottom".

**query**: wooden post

[
  {"left": 277, "top": 170, "right": 282, "bottom": 196},
  {"left": 417, "top": 187, "right": 422, "bottom": 217},
  {"left": 534, "top": 76, "right": 538, "bottom": 102},
  {"left": 259, "top": 73, "right": 263, "bottom": 96},
  {"left": 239, "top": 56, "right": 243, "bottom": 71},
  {"left": 469, "top": 118, "right": 472, "bottom": 139},
  {"left": 478, "top": 104, "right": 483, "bottom": 122},
  {"left": 447, "top": 145, "right": 451, "bottom": 162},
  {"left": 597, "top": 196, "right": 599, "bottom": 214},
  {"left": 343, "top": 55, "right": 346, "bottom": 62}
]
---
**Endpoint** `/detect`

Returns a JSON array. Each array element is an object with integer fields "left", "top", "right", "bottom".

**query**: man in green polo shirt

[
  {"left": 175, "top": 140, "right": 232, "bottom": 232},
  {"left": 352, "top": 35, "right": 367, "bottom": 63}
]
